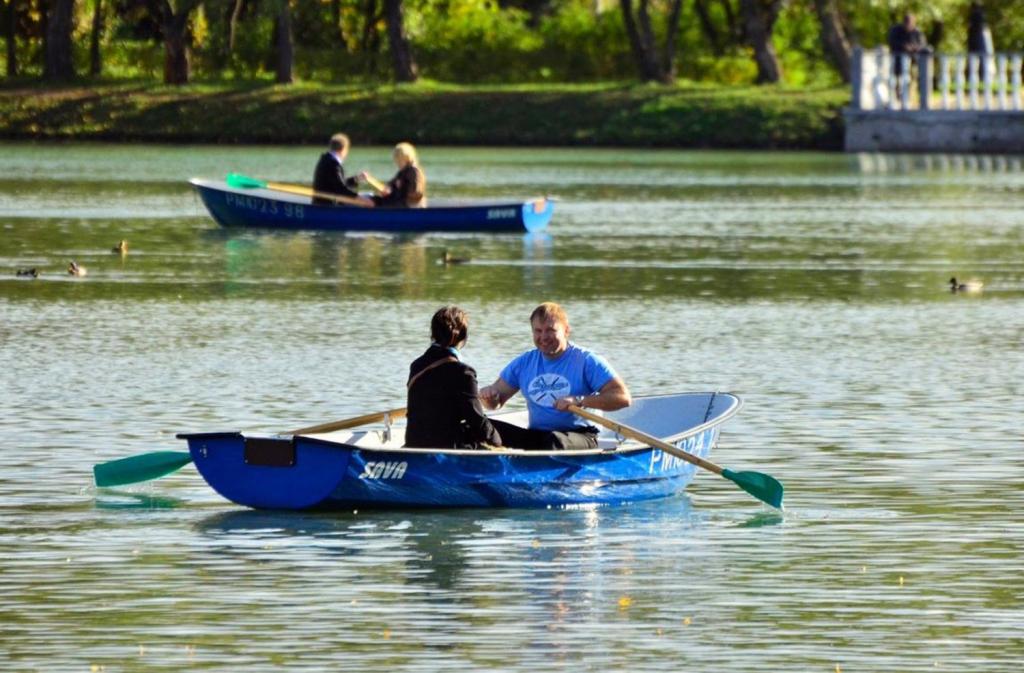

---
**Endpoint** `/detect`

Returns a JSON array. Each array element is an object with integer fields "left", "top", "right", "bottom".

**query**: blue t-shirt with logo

[{"left": 499, "top": 343, "right": 617, "bottom": 431}]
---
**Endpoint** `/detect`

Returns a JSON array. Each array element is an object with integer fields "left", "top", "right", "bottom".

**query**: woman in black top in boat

[
  {"left": 405, "top": 306, "right": 502, "bottom": 449},
  {"left": 360, "top": 142, "right": 427, "bottom": 208}
]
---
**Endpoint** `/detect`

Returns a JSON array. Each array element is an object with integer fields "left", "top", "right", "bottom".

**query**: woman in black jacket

[
  {"left": 405, "top": 306, "right": 502, "bottom": 449},
  {"left": 360, "top": 142, "right": 427, "bottom": 208}
]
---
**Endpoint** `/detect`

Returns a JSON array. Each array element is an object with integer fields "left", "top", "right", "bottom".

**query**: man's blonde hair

[
  {"left": 530, "top": 302, "right": 568, "bottom": 326},
  {"left": 329, "top": 133, "right": 351, "bottom": 153}
]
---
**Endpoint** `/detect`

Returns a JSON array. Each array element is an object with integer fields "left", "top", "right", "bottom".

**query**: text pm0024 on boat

[
  {"left": 189, "top": 178, "right": 554, "bottom": 233},
  {"left": 177, "top": 392, "right": 741, "bottom": 510}
]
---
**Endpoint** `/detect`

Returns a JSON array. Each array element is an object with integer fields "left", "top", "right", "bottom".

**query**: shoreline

[{"left": 0, "top": 82, "right": 848, "bottom": 149}]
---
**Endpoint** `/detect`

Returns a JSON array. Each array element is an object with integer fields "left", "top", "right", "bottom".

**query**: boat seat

[{"left": 313, "top": 417, "right": 628, "bottom": 452}]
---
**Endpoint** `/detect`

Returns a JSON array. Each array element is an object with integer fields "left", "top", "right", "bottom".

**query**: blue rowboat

[
  {"left": 177, "top": 392, "right": 741, "bottom": 510},
  {"left": 189, "top": 178, "right": 554, "bottom": 233}
]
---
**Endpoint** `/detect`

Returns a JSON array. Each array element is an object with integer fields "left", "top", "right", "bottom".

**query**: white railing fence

[{"left": 851, "top": 47, "right": 1024, "bottom": 112}]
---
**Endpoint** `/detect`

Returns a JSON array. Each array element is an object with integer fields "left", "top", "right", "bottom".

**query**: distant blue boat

[
  {"left": 177, "top": 392, "right": 741, "bottom": 510},
  {"left": 189, "top": 178, "right": 553, "bottom": 233}
]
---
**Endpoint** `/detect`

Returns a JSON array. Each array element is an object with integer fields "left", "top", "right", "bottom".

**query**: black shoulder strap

[{"left": 407, "top": 356, "right": 458, "bottom": 390}]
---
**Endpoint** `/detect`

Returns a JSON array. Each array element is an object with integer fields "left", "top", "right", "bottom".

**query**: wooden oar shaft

[
  {"left": 264, "top": 181, "right": 373, "bottom": 208},
  {"left": 291, "top": 407, "right": 407, "bottom": 435},
  {"left": 569, "top": 405, "right": 725, "bottom": 475},
  {"left": 362, "top": 173, "right": 388, "bottom": 194}
]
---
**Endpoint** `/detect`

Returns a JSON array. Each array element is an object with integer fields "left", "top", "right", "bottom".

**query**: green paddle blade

[
  {"left": 94, "top": 451, "right": 193, "bottom": 488},
  {"left": 721, "top": 468, "right": 785, "bottom": 509},
  {"left": 225, "top": 173, "right": 267, "bottom": 189}
]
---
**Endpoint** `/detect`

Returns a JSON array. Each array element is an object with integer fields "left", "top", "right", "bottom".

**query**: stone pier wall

[
  {"left": 844, "top": 47, "right": 1024, "bottom": 153},
  {"left": 844, "top": 109, "right": 1024, "bottom": 153}
]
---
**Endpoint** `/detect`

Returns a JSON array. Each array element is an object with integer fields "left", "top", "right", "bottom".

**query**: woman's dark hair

[{"left": 431, "top": 306, "right": 468, "bottom": 347}]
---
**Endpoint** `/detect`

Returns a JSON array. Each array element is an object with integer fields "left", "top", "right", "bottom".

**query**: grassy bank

[{"left": 0, "top": 81, "right": 848, "bottom": 149}]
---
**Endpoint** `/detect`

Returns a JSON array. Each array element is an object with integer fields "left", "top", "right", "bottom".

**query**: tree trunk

[
  {"left": 162, "top": 13, "right": 190, "bottom": 84},
  {"left": 694, "top": 0, "right": 722, "bottom": 56},
  {"left": 227, "top": 0, "right": 242, "bottom": 52},
  {"left": 89, "top": 0, "right": 102, "bottom": 76},
  {"left": 927, "top": 19, "right": 944, "bottom": 53},
  {"left": 812, "top": 0, "right": 850, "bottom": 82},
  {"left": 619, "top": 0, "right": 662, "bottom": 81},
  {"left": 38, "top": 0, "right": 47, "bottom": 71},
  {"left": 43, "top": 0, "right": 75, "bottom": 81},
  {"left": 739, "top": 0, "right": 782, "bottom": 84},
  {"left": 359, "top": 0, "right": 373, "bottom": 50},
  {"left": 5, "top": 0, "right": 17, "bottom": 77},
  {"left": 719, "top": 0, "right": 739, "bottom": 40},
  {"left": 274, "top": 0, "right": 293, "bottom": 84},
  {"left": 383, "top": 0, "right": 416, "bottom": 82},
  {"left": 332, "top": 0, "right": 344, "bottom": 44},
  {"left": 660, "top": 0, "right": 683, "bottom": 83},
  {"left": 361, "top": 0, "right": 383, "bottom": 75},
  {"left": 147, "top": 0, "right": 198, "bottom": 85},
  {"left": 636, "top": 0, "right": 658, "bottom": 73}
]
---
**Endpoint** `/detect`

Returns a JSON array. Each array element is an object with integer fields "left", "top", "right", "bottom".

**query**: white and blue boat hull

[
  {"left": 178, "top": 393, "right": 740, "bottom": 510},
  {"left": 189, "top": 178, "right": 553, "bottom": 233}
]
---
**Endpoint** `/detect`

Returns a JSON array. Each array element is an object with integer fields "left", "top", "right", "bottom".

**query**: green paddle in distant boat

[
  {"left": 93, "top": 407, "right": 408, "bottom": 488},
  {"left": 93, "top": 451, "right": 194, "bottom": 488},
  {"left": 569, "top": 404, "right": 784, "bottom": 509},
  {"left": 225, "top": 172, "right": 373, "bottom": 208}
]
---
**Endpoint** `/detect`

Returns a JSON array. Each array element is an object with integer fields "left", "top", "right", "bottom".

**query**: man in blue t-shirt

[{"left": 479, "top": 302, "right": 632, "bottom": 450}]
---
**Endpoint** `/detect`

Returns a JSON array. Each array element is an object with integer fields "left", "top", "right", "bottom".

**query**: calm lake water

[{"left": 1, "top": 143, "right": 1022, "bottom": 671}]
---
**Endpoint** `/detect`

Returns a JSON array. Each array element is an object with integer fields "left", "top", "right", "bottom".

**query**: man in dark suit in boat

[
  {"left": 312, "top": 133, "right": 363, "bottom": 206},
  {"left": 479, "top": 302, "right": 631, "bottom": 450}
]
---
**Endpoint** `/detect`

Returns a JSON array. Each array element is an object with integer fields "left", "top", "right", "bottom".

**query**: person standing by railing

[
  {"left": 967, "top": 2, "right": 994, "bottom": 80},
  {"left": 888, "top": 12, "right": 928, "bottom": 101}
]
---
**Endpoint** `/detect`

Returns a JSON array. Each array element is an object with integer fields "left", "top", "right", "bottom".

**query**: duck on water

[
  {"left": 440, "top": 250, "right": 471, "bottom": 265},
  {"left": 950, "top": 277, "right": 983, "bottom": 293}
]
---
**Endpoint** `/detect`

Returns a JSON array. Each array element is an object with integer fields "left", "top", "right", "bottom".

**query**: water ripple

[{"left": 1, "top": 145, "right": 1022, "bottom": 671}]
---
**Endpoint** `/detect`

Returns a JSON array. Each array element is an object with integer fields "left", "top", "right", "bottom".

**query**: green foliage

[
  {"left": 94, "top": 40, "right": 164, "bottom": 79},
  {"left": 0, "top": 80, "right": 848, "bottom": 148},
  {"left": 968, "top": 1, "right": 1024, "bottom": 52},
  {"left": 10, "top": 0, "right": 1024, "bottom": 89},
  {"left": 415, "top": 0, "right": 542, "bottom": 82},
  {"left": 290, "top": 0, "right": 347, "bottom": 50},
  {"left": 774, "top": 2, "right": 843, "bottom": 87},
  {"left": 535, "top": 2, "right": 631, "bottom": 80},
  {"left": 227, "top": 17, "right": 276, "bottom": 77},
  {"left": 683, "top": 55, "right": 757, "bottom": 85}
]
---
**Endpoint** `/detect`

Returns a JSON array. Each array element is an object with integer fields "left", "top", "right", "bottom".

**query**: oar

[
  {"left": 360, "top": 172, "right": 388, "bottom": 194},
  {"left": 93, "top": 407, "right": 408, "bottom": 488},
  {"left": 569, "top": 404, "right": 784, "bottom": 509},
  {"left": 290, "top": 407, "right": 407, "bottom": 435},
  {"left": 93, "top": 451, "right": 194, "bottom": 488},
  {"left": 225, "top": 172, "right": 373, "bottom": 208}
]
